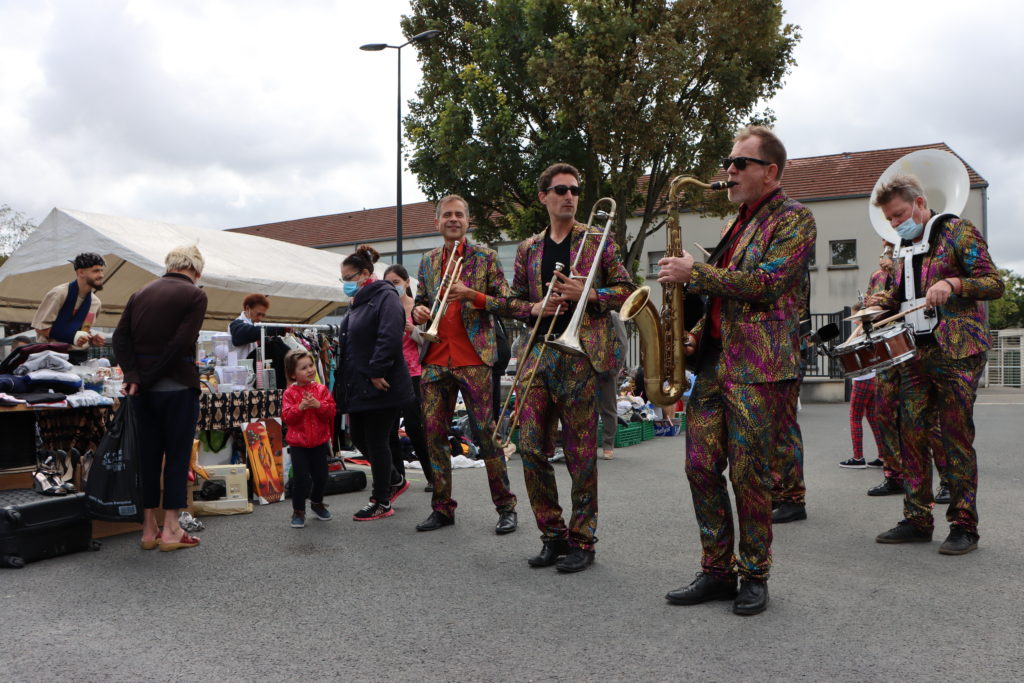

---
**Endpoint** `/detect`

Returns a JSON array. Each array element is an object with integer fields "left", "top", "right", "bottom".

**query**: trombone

[
  {"left": 493, "top": 196, "right": 617, "bottom": 447},
  {"left": 420, "top": 240, "right": 464, "bottom": 343}
]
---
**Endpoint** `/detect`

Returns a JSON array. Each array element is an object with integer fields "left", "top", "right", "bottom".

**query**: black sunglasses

[
  {"left": 721, "top": 156, "right": 770, "bottom": 171},
  {"left": 544, "top": 184, "right": 581, "bottom": 196}
]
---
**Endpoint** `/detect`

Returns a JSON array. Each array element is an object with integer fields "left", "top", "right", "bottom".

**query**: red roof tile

[{"left": 228, "top": 142, "right": 985, "bottom": 246}]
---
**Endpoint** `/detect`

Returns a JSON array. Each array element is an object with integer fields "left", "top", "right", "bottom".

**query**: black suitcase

[{"left": 0, "top": 489, "right": 99, "bottom": 568}]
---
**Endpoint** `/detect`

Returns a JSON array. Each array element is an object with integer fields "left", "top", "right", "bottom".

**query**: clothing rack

[{"left": 253, "top": 322, "right": 335, "bottom": 367}]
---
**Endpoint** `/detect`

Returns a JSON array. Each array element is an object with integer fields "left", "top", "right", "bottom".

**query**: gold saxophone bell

[{"left": 620, "top": 176, "right": 732, "bottom": 406}]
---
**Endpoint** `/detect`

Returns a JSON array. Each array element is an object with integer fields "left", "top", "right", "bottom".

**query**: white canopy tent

[{"left": 0, "top": 208, "right": 372, "bottom": 330}]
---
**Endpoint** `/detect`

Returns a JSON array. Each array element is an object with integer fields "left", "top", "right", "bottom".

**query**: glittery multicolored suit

[
  {"left": 685, "top": 190, "right": 816, "bottom": 580},
  {"left": 504, "top": 223, "right": 633, "bottom": 550},
  {"left": 875, "top": 215, "right": 1003, "bottom": 534},
  {"left": 771, "top": 269, "right": 810, "bottom": 506},
  {"left": 416, "top": 241, "right": 516, "bottom": 515}
]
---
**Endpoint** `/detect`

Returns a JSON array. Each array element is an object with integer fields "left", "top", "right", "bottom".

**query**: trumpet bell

[{"left": 869, "top": 149, "right": 970, "bottom": 244}]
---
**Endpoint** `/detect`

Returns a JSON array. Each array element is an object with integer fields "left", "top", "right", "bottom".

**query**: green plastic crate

[
  {"left": 640, "top": 421, "right": 655, "bottom": 441},
  {"left": 614, "top": 422, "right": 643, "bottom": 448}
]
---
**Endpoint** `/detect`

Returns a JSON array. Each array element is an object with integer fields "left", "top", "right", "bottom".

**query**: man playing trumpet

[
  {"left": 412, "top": 194, "right": 519, "bottom": 535},
  {"left": 503, "top": 163, "right": 633, "bottom": 573},
  {"left": 657, "top": 126, "right": 816, "bottom": 615}
]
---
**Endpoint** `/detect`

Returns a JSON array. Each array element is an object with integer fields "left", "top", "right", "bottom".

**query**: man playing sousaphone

[
  {"left": 412, "top": 194, "right": 519, "bottom": 536},
  {"left": 867, "top": 174, "right": 1003, "bottom": 555}
]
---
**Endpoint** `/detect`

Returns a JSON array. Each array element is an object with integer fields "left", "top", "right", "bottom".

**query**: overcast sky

[{"left": 1, "top": 0, "right": 1021, "bottom": 271}]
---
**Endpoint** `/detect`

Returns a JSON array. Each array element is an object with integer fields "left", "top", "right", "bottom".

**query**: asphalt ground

[{"left": 2, "top": 389, "right": 1022, "bottom": 682}]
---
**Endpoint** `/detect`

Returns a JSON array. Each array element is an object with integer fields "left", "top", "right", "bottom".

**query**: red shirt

[
  {"left": 281, "top": 382, "right": 336, "bottom": 448},
  {"left": 708, "top": 189, "right": 781, "bottom": 340},
  {"left": 423, "top": 243, "right": 487, "bottom": 367}
]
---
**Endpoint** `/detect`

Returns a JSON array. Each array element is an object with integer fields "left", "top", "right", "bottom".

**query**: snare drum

[{"left": 833, "top": 323, "right": 917, "bottom": 378}]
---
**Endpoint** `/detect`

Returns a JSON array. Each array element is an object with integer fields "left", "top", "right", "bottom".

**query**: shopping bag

[{"left": 84, "top": 398, "right": 144, "bottom": 522}]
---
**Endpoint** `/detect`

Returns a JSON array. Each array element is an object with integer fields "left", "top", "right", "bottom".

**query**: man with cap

[{"left": 32, "top": 252, "right": 106, "bottom": 361}]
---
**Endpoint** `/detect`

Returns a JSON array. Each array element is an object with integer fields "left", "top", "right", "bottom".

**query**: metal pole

[{"left": 396, "top": 45, "right": 403, "bottom": 264}]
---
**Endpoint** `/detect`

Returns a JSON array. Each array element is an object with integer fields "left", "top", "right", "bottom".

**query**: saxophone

[{"left": 620, "top": 175, "right": 734, "bottom": 406}]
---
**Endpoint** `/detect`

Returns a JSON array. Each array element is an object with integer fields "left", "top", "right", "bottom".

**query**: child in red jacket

[{"left": 281, "top": 349, "right": 337, "bottom": 528}]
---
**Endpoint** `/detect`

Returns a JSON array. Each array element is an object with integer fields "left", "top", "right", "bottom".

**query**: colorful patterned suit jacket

[
  {"left": 874, "top": 216, "right": 1003, "bottom": 359},
  {"left": 865, "top": 268, "right": 891, "bottom": 298},
  {"left": 505, "top": 223, "right": 634, "bottom": 374},
  {"left": 415, "top": 241, "right": 510, "bottom": 367},
  {"left": 690, "top": 191, "right": 816, "bottom": 384}
]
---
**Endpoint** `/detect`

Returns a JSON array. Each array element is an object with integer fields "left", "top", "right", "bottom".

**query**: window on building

[
  {"left": 808, "top": 248, "right": 816, "bottom": 269},
  {"left": 647, "top": 251, "right": 665, "bottom": 278},
  {"left": 829, "top": 240, "right": 856, "bottom": 267},
  {"left": 496, "top": 243, "right": 519, "bottom": 279}
]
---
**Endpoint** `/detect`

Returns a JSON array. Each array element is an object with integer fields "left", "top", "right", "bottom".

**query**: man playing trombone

[
  {"left": 657, "top": 127, "right": 816, "bottom": 615},
  {"left": 412, "top": 195, "right": 519, "bottom": 535},
  {"left": 503, "top": 163, "right": 633, "bottom": 573}
]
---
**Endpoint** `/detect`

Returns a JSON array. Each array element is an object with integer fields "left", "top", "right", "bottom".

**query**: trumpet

[
  {"left": 493, "top": 262, "right": 566, "bottom": 448},
  {"left": 420, "top": 240, "right": 464, "bottom": 343},
  {"left": 620, "top": 176, "right": 733, "bottom": 405}
]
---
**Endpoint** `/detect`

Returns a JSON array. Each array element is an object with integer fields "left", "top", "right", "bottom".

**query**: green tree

[
  {"left": 401, "top": 0, "right": 799, "bottom": 270},
  {"left": 0, "top": 204, "right": 37, "bottom": 266},
  {"left": 989, "top": 268, "right": 1024, "bottom": 329}
]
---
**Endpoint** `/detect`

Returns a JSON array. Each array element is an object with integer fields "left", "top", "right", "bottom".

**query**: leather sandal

[
  {"left": 140, "top": 533, "right": 162, "bottom": 551},
  {"left": 158, "top": 531, "right": 200, "bottom": 552}
]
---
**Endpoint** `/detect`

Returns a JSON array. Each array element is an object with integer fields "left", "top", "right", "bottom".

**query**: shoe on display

[
  {"left": 838, "top": 458, "right": 867, "bottom": 469},
  {"left": 867, "top": 477, "right": 904, "bottom": 496},
  {"left": 353, "top": 500, "right": 394, "bottom": 522},
  {"left": 875, "top": 519, "right": 932, "bottom": 544}
]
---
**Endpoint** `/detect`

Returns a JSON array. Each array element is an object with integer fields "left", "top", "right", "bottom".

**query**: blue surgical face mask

[
  {"left": 342, "top": 280, "right": 359, "bottom": 297},
  {"left": 894, "top": 202, "right": 923, "bottom": 241}
]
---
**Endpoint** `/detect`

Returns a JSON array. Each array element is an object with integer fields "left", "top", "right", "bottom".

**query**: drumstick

[{"left": 874, "top": 302, "right": 931, "bottom": 328}]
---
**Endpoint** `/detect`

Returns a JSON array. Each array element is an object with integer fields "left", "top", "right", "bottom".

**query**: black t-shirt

[{"left": 536, "top": 230, "right": 574, "bottom": 337}]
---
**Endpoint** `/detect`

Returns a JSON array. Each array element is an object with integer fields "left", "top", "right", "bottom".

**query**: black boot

[
  {"left": 527, "top": 539, "right": 570, "bottom": 567},
  {"left": 733, "top": 580, "right": 769, "bottom": 615}
]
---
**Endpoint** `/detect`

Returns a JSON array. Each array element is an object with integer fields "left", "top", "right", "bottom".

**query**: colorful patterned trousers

[
  {"left": 685, "top": 351, "right": 792, "bottom": 581},
  {"left": 849, "top": 376, "right": 885, "bottom": 462},
  {"left": 771, "top": 378, "right": 805, "bottom": 505},
  {"left": 421, "top": 363, "right": 516, "bottom": 517},
  {"left": 516, "top": 344, "right": 598, "bottom": 551},
  {"left": 897, "top": 345, "right": 985, "bottom": 534},
  {"left": 874, "top": 367, "right": 904, "bottom": 480}
]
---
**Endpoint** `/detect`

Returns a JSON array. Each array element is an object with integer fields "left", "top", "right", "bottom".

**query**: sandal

[
  {"left": 158, "top": 531, "right": 201, "bottom": 552},
  {"left": 140, "top": 533, "right": 162, "bottom": 551}
]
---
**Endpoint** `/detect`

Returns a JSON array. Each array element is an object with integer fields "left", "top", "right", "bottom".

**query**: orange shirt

[{"left": 423, "top": 244, "right": 488, "bottom": 368}]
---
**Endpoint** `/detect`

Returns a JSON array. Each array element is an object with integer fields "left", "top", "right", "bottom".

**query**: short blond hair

[{"left": 165, "top": 244, "right": 205, "bottom": 275}]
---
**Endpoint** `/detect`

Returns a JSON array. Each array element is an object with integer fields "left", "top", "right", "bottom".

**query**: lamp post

[{"left": 360, "top": 29, "right": 441, "bottom": 265}]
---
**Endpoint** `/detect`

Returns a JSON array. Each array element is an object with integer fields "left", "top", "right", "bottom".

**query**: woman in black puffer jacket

[{"left": 334, "top": 245, "right": 414, "bottom": 521}]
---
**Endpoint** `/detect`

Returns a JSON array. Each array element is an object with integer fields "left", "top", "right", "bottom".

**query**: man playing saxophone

[
  {"left": 412, "top": 194, "right": 519, "bottom": 536},
  {"left": 503, "top": 163, "right": 633, "bottom": 573},
  {"left": 657, "top": 126, "right": 816, "bottom": 615}
]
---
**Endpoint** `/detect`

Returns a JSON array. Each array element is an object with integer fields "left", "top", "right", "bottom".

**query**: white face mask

[{"left": 895, "top": 201, "right": 924, "bottom": 241}]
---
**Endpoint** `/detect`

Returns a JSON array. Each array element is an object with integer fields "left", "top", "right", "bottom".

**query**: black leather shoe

[
  {"left": 771, "top": 502, "right": 806, "bottom": 524},
  {"left": 876, "top": 519, "right": 932, "bottom": 543},
  {"left": 733, "top": 580, "right": 769, "bottom": 616},
  {"left": 555, "top": 548, "right": 595, "bottom": 573},
  {"left": 938, "top": 526, "right": 978, "bottom": 555},
  {"left": 527, "top": 539, "right": 570, "bottom": 567},
  {"left": 868, "top": 477, "right": 903, "bottom": 496},
  {"left": 934, "top": 485, "right": 951, "bottom": 504},
  {"left": 415, "top": 511, "right": 454, "bottom": 532},
  {"left": 495, "top": 510, "right": 518, "bottom": 535},
  {"left": 665, "top": 572, "right": 738, "bottom": 605}
]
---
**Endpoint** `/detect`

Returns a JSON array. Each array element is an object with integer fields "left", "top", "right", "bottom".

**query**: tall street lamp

[{"left": 360, "top": 29, "right": 441, "bottom": 265}]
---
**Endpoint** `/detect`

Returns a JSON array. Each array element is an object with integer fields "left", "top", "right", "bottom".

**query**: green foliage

[
  {"left": 0, "top": 204, "right": 37, "bottom": 264},
  {"left": 401, "top": 0, "right": 799, "bottom": 268},
  {"left": 989, "top": 268, "right": 1024, "bottom": 330}
]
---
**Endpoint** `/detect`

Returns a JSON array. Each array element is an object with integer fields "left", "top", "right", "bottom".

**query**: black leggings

[
  {"left": 289, "top": 442, "right": 329, "bottom": 512},
  {"left": 349, "top": 407, "right": 401, "bottom": 503},
  {"left": 390, "top": 379, "right": 432, "bottom": 484},
  {"left": 136, "top": 389, "right": 200, "bottom": 510}
]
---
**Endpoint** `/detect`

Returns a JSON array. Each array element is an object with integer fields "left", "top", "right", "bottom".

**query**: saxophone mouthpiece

[{"left": 709, "top": 181, "right": 738, "bottom": 190}]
